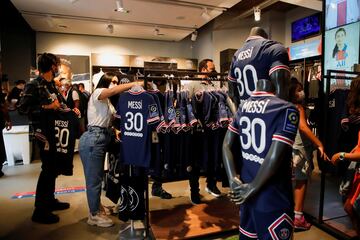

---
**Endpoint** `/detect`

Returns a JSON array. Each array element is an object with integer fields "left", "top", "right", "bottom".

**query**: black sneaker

[
  {"left": 152, "top": 188, "right": 172, "bottom": 199},
  {"left": 50, "top": 199, "right": 70, "bottom": 211},
  {"left": 0, "top": 170, "right": 4, "bottom": 178},
  {"left": 32, "top": 209, "right": 60, "bottom": 224},
  {"left": 205, "top": 185, "right": 222, "bottom": 198},
  {"left": 190, "top": 193, "right": 201, "bottom": 205}
]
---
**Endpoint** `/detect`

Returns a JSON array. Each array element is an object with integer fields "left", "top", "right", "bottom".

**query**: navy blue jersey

[
  {"left": 116, "top": 90, "right": 160, "bottom": 167},
  {"left": 228, "top": 91, "right": 299, "bottom": 211},
  {"left": 39, "top": 109, "right": 79, "bottom": 176},
  {"left": 228, "top": 36, "right": 290, "bottom": 103}
]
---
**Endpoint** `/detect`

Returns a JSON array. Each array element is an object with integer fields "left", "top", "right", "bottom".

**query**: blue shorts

[{"left": 239, "top": 205, "right": 294, "bottom": 240}]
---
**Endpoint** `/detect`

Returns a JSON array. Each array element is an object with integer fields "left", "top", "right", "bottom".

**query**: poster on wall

[
  {"left": 324, "top": 21, "right": 360, "bottom": 74},
  {"left": 57, "top": 55, "right": 91, "bottom": 91},
  {"left": 325, "top": 0, "right": 360, "bottom": 30}
]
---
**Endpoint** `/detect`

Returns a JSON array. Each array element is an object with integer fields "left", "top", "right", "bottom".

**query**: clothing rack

[
  {"left": 140, "top": 69, "right": 232, "bottom": 239},
  {"left": 313, "top": 69, "right": 360, "bottom": 240}
]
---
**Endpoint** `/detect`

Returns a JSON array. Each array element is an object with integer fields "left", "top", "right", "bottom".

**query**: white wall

[
  {"left": 36, "top": 32, "right": 194, "bottom": 59},
  {"left": 285, "top": 7, "right": 321, "bottom": 47}
]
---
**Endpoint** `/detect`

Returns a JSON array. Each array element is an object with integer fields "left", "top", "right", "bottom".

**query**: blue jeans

[{"left": 79, "top": 126, "right": 111, "bottom": 214}]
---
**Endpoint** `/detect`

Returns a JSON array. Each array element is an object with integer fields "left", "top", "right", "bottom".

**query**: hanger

[
  {"left": 130, "top": 81, "right": 144, "bottom": 92},
  {"left": 99, "top": 68, "right": 103, "bottom": 73},
  {"left": 136, "top": 69, "right": 144, "bottom": 77},
  {"left": 119, "top": 68, "right": 126, "bottom": 75}
]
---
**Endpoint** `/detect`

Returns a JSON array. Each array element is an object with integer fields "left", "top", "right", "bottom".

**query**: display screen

[
  {"left": 291, "top": 13, "right": 321, "bottom": 42},
  {"left": 288, "top": 39, "right": 322, "bottom": 61},
  {"left": 324, "top": 21, "right": 360, "bottom": 73},
  {"left": 325, "top": 0, "right": 360, "bottom": 30}
]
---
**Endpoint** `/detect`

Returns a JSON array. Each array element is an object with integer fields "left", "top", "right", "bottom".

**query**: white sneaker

[{"left": 87, "top": 213, "right": 114, "bottom": 227}]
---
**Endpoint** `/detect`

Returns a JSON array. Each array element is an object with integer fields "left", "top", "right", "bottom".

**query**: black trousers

[
  {"left": 34, "top": 142, "right": 58, "bottom": 211},
  {"left": 188, "top": 166, "right": 216, "bottom": 194}
]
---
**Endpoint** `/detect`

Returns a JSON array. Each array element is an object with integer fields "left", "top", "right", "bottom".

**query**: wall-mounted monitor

[
  {"left": 292, "top": 13, "right": 321, "bottom": 42},
  {"left": 324, "top": 21, "right": 360, "bottom": 73},
  {"left": 325, "top": 0, "right": 360, "bottom": 30}
]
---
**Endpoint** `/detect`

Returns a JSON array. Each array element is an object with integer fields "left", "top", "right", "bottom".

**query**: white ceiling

[{"left": 11, "top": 0, "right": 242, "bottom": 41}]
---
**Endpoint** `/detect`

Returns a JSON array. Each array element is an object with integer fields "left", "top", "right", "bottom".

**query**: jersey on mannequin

[
  {"left": 223, "top": 26, "right": 295, "bottom": 204},
  {"left": 223, "top": 76, "right": 295, "bottom": 205}
]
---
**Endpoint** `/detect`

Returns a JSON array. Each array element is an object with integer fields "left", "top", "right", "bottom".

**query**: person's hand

[
  {"left": 51, "top": 99, "right": 61, "bottom": 110},
  {"left": 72, "top": 107, "right": 81, "bottom": 117},
  {"left": 5, "top": 121, "right": 12, "bottom": 131},
  {"left": 229, "top": 182, "right": 255, "bottom": 205},
  {"left": 331, "top": 152, "right": 341, "bottom": 165},
  {"left": 318, "top": 146, "right": 330, "bottom": 161}
]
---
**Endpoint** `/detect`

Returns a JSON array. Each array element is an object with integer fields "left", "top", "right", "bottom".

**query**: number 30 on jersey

[{"left": 235, "top": 64, "right": 258, "bottom": 97}]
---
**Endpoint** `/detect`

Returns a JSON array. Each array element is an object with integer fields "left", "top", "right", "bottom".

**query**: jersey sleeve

[
  {"left": 227, "top": 55, "right": 237, "bottom": 82},
  {"left": 267, "top": 43, "right": 290, "bottom": 76},
  {"left": 228, "top": 109, "right": 241, "bottom": 135},
  {"left": 147, "top": 95, "right": 160, "bottom": 124},
  {"left": 272, "top": 106, "right": 299, "bottom": 147}
]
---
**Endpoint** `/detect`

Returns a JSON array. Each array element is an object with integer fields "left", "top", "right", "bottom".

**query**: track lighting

[
  {"left": 191, "top": 31, "right": 198, "bottom": 42},
  {"left": 254, "top": 6, "right": 261, "bottom": 22},
  {"left": 201, "top": 7, "right": 211, "bottom": 21},
  {"left": 107, "top": 24, "right": 114, "bottom": 34},
  {"left": 115, "top": 0, "right": 130, "bottom": 13}
]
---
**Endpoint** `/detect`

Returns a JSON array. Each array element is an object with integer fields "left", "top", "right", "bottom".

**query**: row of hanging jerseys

[{"left": 104, "top": 81, "right": 234, "bottom": 222}]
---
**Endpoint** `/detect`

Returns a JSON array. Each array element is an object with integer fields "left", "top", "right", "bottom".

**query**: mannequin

[
  {"left": 223, "top": 76, "right": 291, "bottom": 204},
  {"left": 223, "top": 26, "right": 298, "bottom": 240}
]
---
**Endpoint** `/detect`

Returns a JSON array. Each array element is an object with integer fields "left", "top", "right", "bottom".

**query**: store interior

[{"left": 0, "top": 0, "right": 359, "bottom": 239}]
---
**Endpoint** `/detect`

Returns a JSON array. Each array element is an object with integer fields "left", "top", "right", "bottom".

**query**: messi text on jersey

[
  {"left": 54, "top": 120, "right": 69, "bottom": 128},
  {"left": 241, "top": 99, "right": 270, "bottom": 114},
  {"left": 237, "top": 47, "right": 254, "bottom": 61},
  {"left": 128, "top": 100, "right": 142, "bottom": 109}
]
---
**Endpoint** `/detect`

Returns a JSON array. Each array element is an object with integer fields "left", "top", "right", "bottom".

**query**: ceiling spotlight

[
  {"left": 201, "top": 7, "right": 211, "bottom": 21},
  {"left": 254, "top": 7, "right": 261, "bottom": 21},
  {"left": 45, "top": 15, "right": 55, "bottom": 28},
  {"left": 191, "top": 31, "right": 198, "bottom": 42},
  {"left": 115, "top": 0, "right": 130, "bottom": 13},
  {"left": 154, "top": 28, "right": 165, "bottom": 36},
  {"left": 69, "top": 0, "right": 79, "bottom": 4},
  {"left": 107, "top": 24, "right": 114, "bottom": 34}
]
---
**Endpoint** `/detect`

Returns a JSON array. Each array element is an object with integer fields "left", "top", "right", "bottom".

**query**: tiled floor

[{"left": 0, "top": 155, "right": 342, "bottom": 239}]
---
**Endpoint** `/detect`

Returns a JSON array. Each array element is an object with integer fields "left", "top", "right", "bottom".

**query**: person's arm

[
  {"left": 98, "top": 82, "right": 143, "bottom": 100},
  {"left": 297, "top": 104, "right": 329, "bottom": 160},
  {"left": 332, "top": 151, "right": 360, "bottom": 165}
]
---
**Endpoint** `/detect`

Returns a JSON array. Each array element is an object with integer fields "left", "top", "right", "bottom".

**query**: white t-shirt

[{"left": 87, "top": 88, "right": 115, "bottom": 128}]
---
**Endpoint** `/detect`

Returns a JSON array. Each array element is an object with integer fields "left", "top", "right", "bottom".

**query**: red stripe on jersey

[
  {"left": 128, "top": 90, "right": 146, "bottom": 95},
  {"left": 269, "top": 65, "right": 290, "bottom": 76},
  {"left": 228, "top": 76, "right": 236, "bottom": 82},
  {"left": 147, "top": 116, "right": 160, "bottom": 123},
  {"left": 272, "top": 134, "right": 294, "bottom": 146},
  {"left": 246, "top": 36, "right": 265, "bottom": 41},
  {"left": 228, "top": 125, "right": 239, "bottom": 134},
  {"left": 239, "top": 226, "right": 258, "bottom": 238},
  {"left": 251, "top": 91, "right": 275, "bottom": 96}
]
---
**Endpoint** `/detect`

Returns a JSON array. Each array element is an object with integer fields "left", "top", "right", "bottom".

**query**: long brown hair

[{"left": 347, "top": 76, "right": 360, "bottom": 115}]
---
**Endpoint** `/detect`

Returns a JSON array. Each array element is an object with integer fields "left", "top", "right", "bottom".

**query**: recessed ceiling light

[
  {"left": 58, "top": 25, "right": 68, "bottom": 29},
  {"left": 176, "top": 16, "right": 185, "bottom": 20}
]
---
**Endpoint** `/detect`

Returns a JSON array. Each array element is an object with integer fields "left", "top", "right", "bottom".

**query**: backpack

[{"left": 66, "top": 87, "right": 88, "bottom": 118}]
